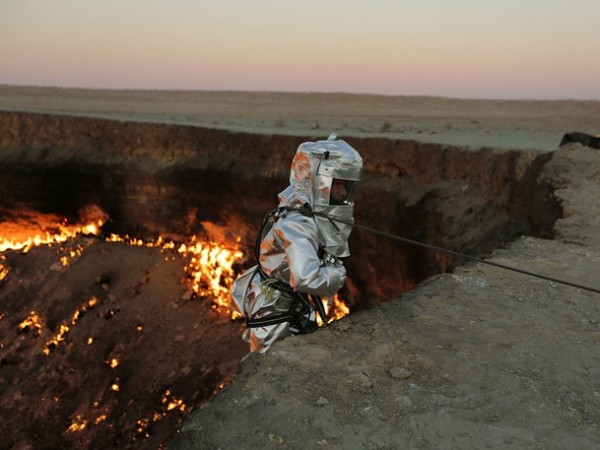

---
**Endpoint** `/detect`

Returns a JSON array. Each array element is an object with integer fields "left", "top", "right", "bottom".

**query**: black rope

[{"left": 319, "top": 214, "right": 600, "bottom": 296}]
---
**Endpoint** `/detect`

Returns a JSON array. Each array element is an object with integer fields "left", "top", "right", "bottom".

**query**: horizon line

[{"left": 1, "top": 83, "right": 599, "bottom": 104}]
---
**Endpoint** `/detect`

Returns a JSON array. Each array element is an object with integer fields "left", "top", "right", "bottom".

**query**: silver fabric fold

[{"left": 231, "top": 136, "right": 362, "bottom": 352}]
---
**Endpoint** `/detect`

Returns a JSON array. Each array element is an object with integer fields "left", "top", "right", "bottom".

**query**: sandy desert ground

[
  {"left": 1, "top": 85, "right": 599, "bottom": 151},
  {"left": 1, "top": 86, "right": 599, "bottom": 450}
]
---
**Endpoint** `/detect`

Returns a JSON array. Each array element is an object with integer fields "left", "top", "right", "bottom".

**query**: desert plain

[{"left": 1, "top": 85, "right": 599, "bottom": 151}]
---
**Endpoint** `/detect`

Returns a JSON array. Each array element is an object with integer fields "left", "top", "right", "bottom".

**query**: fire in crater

[
  {"left": 0, "top": 260, "right": 9, "bottom": 281},
  {"left": 18, "top": 310, "right": 44, "bottom": 336},
  {"left": 106, "top": 233, "right": 245, "bottom": 318},
  {"left": 0, "top": 210, "right": 104, "bottom": 253},
  {"left": 1, "top": 206, "right": 351, "bottom": 325},
  {"left": 0, "top": 205, "right": 351, "bottom": 449}
]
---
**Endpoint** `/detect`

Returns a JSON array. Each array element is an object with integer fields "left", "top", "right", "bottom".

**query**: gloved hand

[
  {"left": 322, "top": 252, "right": 338, "bottom": 266},
  {"left": 321, "top": 252, "right": 346, "bottom": 287}
]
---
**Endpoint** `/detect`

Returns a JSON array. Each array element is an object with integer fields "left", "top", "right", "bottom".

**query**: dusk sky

[{"left": 2, "top": 0, "right": 599, "bottom": 100}]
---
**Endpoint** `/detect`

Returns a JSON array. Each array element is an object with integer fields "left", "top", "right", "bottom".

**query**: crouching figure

[{"left": 231, "top": 134, "right": 363, "bottom": 352}]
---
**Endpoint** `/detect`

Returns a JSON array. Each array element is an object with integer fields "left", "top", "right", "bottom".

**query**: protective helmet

[{"left": 278, "top": 133, "right": 363, "bottom": 257}]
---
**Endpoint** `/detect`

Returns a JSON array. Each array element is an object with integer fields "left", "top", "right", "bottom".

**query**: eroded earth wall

[{"left": 0, "top": 111, "right": 560, "bottom": 306}]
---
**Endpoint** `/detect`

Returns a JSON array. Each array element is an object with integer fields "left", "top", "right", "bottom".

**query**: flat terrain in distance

[{"left": 1, "top": 85, "right": 599, "bottom": 150}]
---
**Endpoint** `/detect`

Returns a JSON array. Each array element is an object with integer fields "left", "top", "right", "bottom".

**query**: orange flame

[
  {"left": 162, "top": 389, "right": 186, "bottom": 412},
  {"left": 18, "top": 311, "right": 44, "bottom": 335},
  {"left": 107, "top": 233, "right": 244, "bottom": 318},
  {"left": 317, "top": 294, "right": 351, "bottom": 326},
  {"left": 326, "top": 294, "right": 350, "bottom": 321},
  {"left": 2, "top": 207, "right": 350, "bottom": 326},
  {"left": 94, "top": 414, "right": 108, "bottom": 425},
  {"left": 43, "top": 296, "right": 99, "bottom": 355},
  {"left": 107, "top": 358, "right": 120, "bottom": 369},
  {"left": 1, "top": 209, "right": 248, "bottom": 320},
  {"left": 176, "top": 239, "right": 243, "bottom": 319},
  {"left": 132, "top": 388, "right": 188, "bottom": 438},
  {"left": 67, "top": 415, "right": 88, "bottom": 433},
  {"left": 136, "top": 418, "right": 151, "bottom": 437},
  {"left": 43, "top": 324, "right": 70, "bottom": 355},
  {"left": 0, "top": 263, "right": 9, "bottom": 281},
  {"left": 0, "top": 218, "right": 104, "bottom": 253}
]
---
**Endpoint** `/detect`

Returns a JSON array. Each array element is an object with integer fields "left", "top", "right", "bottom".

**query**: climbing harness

[{"left": 244, "top": 206, "right": 329, "bottom": 333}]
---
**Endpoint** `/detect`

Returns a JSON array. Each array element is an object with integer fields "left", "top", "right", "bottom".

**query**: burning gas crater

[
  {"left": 0, "top": 207, "right": 350, "bottom": 448},
  {"left": 1, "top": 210, "right": 349, "bottom": 325},
  {"left": 0, "top": 213, "right": 244, "bottom": 319}
]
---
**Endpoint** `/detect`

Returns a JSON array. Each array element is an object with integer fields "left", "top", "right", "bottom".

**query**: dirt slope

[{"left": 170, "top": 146, "right": 600, "bottom": 449}]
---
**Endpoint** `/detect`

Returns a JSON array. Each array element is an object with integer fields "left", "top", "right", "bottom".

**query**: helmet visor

[{"left": 329, "top": 178, "right": 358, "bottom": 206}]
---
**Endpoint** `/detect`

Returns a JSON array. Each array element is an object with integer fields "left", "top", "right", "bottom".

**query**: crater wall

[{"left": 0, "top": 111, "right": 561, "bottom": 307}]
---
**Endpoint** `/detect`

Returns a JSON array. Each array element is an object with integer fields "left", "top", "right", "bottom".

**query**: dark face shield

[{"left": 329, "top": 178, "right": 358, "bottom": 206}]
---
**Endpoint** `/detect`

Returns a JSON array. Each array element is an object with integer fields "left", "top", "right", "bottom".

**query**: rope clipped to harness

[{"left": 245, "top": 205, "right": 329, "bottom": 332}]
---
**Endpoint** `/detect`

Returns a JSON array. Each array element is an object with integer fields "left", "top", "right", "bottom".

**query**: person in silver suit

[{"left": 231, "top": 134, "right": 363, "bottom": 352}]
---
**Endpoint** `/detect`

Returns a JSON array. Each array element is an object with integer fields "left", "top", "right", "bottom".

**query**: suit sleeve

[{"left": 273, "top": 214, "right": 346, "bottom": 296}]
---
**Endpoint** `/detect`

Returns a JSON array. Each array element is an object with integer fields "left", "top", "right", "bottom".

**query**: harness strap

[
  {"left": 245, "top": 290, "right": 311, "bottom": 329},
  {"left": 249, "top": 268, "right": 329, "bottom": 329},
  {"left": 246, "top": 312, "right": 296, "bottom": 328},
  {"left": 249, "top": 206, "right": 331, "bottom": 330}
]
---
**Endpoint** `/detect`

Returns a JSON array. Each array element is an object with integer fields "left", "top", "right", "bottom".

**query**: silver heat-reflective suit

[{"left": 231, "top": 134, "right": 363, "bottom": 352}]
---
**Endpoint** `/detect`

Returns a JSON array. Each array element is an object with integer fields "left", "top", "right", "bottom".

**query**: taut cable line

[{"left": 310, "top": 209, "right": 600, "bottom": 296}]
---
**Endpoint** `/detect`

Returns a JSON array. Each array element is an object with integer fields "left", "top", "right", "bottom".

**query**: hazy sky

[{"left": 2, "top": 0, "right": 599, "bottom": 99}]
